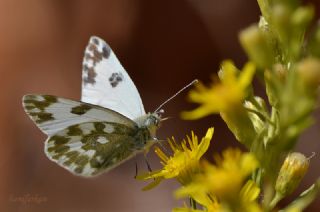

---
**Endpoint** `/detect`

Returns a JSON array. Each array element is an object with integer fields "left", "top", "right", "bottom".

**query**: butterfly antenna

[
  {"left": 307, "top": 152, "right": 316, "bottom": 160},
  {"left": 161, "top": 116, "right": 172, "bottom": 122},
  {"left": 154, "top": 79, "right": 198, "bottom": 113}
]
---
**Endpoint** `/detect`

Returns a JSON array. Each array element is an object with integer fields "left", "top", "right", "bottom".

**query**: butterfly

[{"left": 22, "top": 36, "right": 164, "bottom": 177}]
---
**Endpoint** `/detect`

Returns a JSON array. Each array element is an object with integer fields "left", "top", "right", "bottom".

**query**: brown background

[{"left": 1, "top": 0, "right": 320, "bottom": 211}]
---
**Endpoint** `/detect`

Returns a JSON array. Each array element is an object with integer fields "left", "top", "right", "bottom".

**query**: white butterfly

[{"left": 22, "top": 36, "right": 163, "bottom": 177}]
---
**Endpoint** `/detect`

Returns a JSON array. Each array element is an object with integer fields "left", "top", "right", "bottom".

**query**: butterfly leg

[
  {"left": 144, "top": 157, "right": 153, "bottom": 172},
  {"left": 134, "top": 159, "right": 139, "bottom": 179},
  {"left": 133, "top": 157, "right": 152, "bottom": 179},
  {"left": 156, "top": 139, "right": 171, "bottom": 155}
]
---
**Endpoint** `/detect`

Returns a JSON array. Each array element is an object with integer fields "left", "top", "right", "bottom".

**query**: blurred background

[{"left": 1, "top": 0, "right": 320, "bottom": 211}]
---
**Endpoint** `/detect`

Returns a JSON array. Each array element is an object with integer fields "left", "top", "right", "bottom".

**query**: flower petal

[
  {"left": 238, "top": 62, "right": 256, "bottom": 89},
  {"left": 196, "top": 128, "right": 214, "bottom": 159},
  {"left": 142, "top": 177, "right": 163, "bottom": 191},
  {"left": 181, "top": 106, "right": 216, "bottom": 120}
]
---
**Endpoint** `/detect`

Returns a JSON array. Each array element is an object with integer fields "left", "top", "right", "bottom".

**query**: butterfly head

[
  {"left": 135, "top": 111, "right": 162, "bottom": 139},
  {"left": 144, "top": 112, "right": 162, "bottom": 136}
]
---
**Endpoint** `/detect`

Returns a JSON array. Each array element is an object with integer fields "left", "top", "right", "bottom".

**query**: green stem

[
  {"left": 262, "top": 182, "right": 275, "bottom": 211},
  {"left": 257, "top": 0, "right": 271, "bottom": 21},
  {"left": 270, "top": 192, "right": 284, "bottom": 209}
]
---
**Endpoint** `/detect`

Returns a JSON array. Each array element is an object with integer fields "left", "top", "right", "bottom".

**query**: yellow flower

[
  {"left": 179, "top": 195, "right": 220, "bottom": 212},
  {"left": 174, "top": 181, "right": 260, "bottom": 212},
  {"left": 138, "top": 128, "right": 214, "bottom": 190},
  {"left": 173, "top": 195, "right": 220, "bottom": 212},
  {"left": 175, "top": 149, "right": 260, "bottom": 211},
  {"left": 173, "top": 208, "right": 203, "bottom": 212},
  {"left": 181, "top": 60, "right": 255, "bottom": 120},
  {"left": 239, "top": 180, "right": 262, "bottom": 212}
]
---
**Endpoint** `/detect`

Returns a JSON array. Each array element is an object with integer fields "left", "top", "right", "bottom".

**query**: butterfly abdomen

[{"left": 133, "top": 127, "right": 152, "bottom": 150}]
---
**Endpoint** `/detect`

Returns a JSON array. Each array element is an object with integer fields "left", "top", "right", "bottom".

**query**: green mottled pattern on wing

[
  {"left": 22, "top": 94, "right": 136, "bottom": 135},
  {"left": 45, "top": 121, "right": 150, "bottom": 177}
]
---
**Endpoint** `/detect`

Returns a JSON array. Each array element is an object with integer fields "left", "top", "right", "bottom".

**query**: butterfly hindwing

[
  {"left": 22, "top": 94, "right": 136, "bottom": 135},
  {"left": 81, "top": 36, "right": 146, "bottom": 120},
  {"left": 45, "top": 121, "right": 143, "bottom": 177}
]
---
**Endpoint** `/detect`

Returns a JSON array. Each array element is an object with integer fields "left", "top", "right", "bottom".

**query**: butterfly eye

[
  {"left": 155, "top": 109, "right": 164, "bottom": 119},
  {"left": 144, "top": 114, "right": 160, "bottom": 128},
  {"left": 158, "top": 109, "right": 165, "bottom": 114}
]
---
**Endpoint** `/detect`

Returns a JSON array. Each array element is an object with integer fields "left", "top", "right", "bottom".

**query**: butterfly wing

[
  {"left": 81, "top": 36, "right": 145, "bottom": 120},
  {"left": 45, "top": 121, "right": 140, "bottom": 177},
  {"left": 22, "top": 94, "right": 136, "bottom": 135},
  {"left": 23, "top": 36, "right": 153, "bottom": 176}
]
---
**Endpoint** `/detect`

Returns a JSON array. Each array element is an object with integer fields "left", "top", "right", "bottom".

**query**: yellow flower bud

[
  {"left": 296, "top": 57, "right": 320, "bottom": 88},
  {"left": 273, "top": 63, "right": 288, "bottom": 81},
  {"left": 275, "top": 152, "right": 310, "bottom": 197},
  {"left": 291, "top": 6, "right": 314, "bottom": 28},
  {"left": 272, "top": 4, "right": 291, "bottom": 26},
  {"left": 270, "top": 3, "right": 292, "bottom": 45},
  {"left": 239, "top": 25, "right": 273, "bottom": 69}
]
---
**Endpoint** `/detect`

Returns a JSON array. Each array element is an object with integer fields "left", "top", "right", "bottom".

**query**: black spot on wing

[
  {"left": 71, "top": 104, "right": 92, "bottom": 115},
  {"left": 83, "top": 65, "right": 97, "bottom": 84},
  {"left": 108, "top": 72, "right": 124, "bottom": 88},
  {"left": 92, "top": 37, "right": 99, "bottom": 45},
  {"left": 51, "top": 135, "right": 71, "bottom": 145},
  {"left": 24, "top": 95, "right": 57, "bottom": 111},
  {"left": 94, "top": 122, "right": 106, "bottom": 132},
  {"left": 102, "top": 46, "right": 110, "bottom": 58},
  {"left": 29, "top": 112, "right": 54, "bottom": 124},
  {"left": 47, "top": 135, "right": 71, "bottom": 160},
  {"left": 67, "top": 125, "right": 83, "bottom": 136},
  {"left": 23, "top": 95, "right": 58, "bottom": 124},
  {"left": 83, "top": 37, "right": 106, "bottom": 85}
]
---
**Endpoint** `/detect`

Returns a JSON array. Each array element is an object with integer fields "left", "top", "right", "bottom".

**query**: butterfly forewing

[
  {"left": 22, "top": 94, "right": 136, "bottom": 135},
  {"left": 45, "top": 121, "right": 142, "bottom": 177},
  {"left": 81, "top": 36, "right": 145, "bottom": 120}
]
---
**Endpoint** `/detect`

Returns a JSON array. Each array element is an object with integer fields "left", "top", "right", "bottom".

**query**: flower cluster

[
  {"left": 139, "top": 0, "right": 320, "bottom": 211},
  {"left": 175, "top": 149, "right": 260, "bottom": 212},
  {"left": 138, "top": 128, "right": 214, "bottom": 189},
  {"left": 139, "top": 129, "right": 260, "bottom": 211},
  {"left": 181, "top": 60, "right": 255, "bottom": 119}
]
